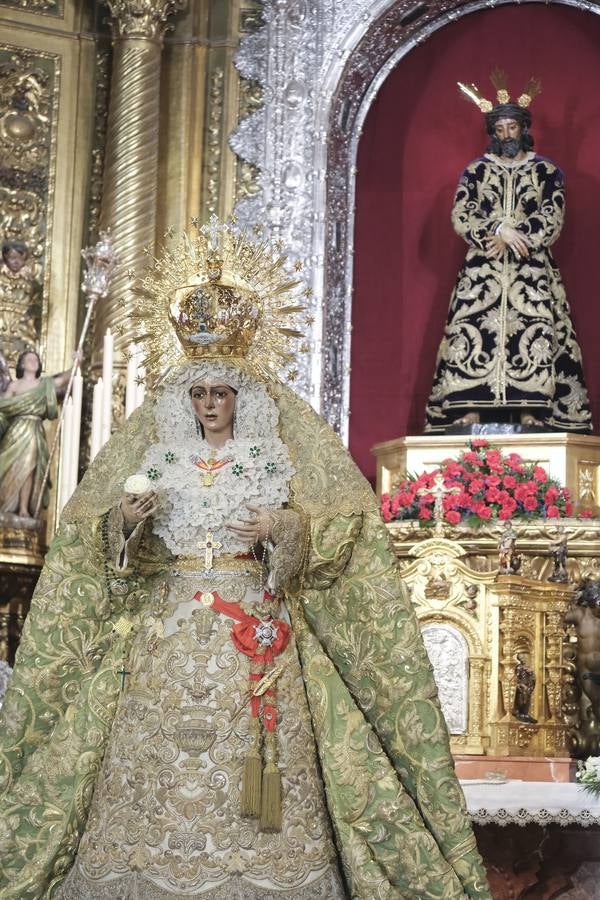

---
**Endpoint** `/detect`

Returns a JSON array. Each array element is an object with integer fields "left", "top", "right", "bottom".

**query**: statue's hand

[
  {"left": 226, "top": 503, "right": 274, "bottom": 544},
  {"left": 484, "top": 235, "right": 504, "bottom": 259},
  {"left": 498, "top": 224, "right": 530, "bottom": 258},
  {"left": 120, "top": 490, "right": 157, "bottom": 527}
]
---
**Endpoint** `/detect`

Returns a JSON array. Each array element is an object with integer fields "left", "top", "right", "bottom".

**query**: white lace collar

[{"left": 138, "top": 363, "right": 294, "bottom": 557}]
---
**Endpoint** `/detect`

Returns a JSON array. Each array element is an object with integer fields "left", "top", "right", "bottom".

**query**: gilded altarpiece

[
  {"left": 0, "top": 2, "right": 97, "bottom": 664},
  {"left": 0, "top": 44, "right": 58, "bottom": 361},
  {"left": 393, "top": 526, "right": 579, "bottom": 760}
]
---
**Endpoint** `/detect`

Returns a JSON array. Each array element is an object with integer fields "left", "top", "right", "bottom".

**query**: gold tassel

[
  {"left": 260, "top": 730, "right": 282, "bottom": 832},
  {"left": 240, "top": 717, "right": 262, "bottom": 818}
]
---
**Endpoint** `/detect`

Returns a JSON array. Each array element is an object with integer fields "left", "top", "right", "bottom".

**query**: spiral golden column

[{"left": 94, "top": 0, "right": 186, "bottom": 365}]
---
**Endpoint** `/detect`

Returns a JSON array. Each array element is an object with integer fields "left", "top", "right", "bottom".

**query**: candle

[
  {"left": 58, "top": 397, "right": 73, "bottom": 513},
  {"left": 101, "top": 327, "right": 113, "bottom": 446},
  {"left": 90, "top": 377, "right": 103, "bottom": 461},
  {"left": 69, "top": 369, "right": 83, "bottom": 492}
]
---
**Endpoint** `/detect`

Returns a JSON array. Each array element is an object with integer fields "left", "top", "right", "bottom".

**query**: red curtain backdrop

[{"left": 350, "top": 3, "right": 600, "bottom": 482}]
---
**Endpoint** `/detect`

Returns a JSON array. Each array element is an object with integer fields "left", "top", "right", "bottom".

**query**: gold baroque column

[{"left": 94, "top": 0, "right": 185, "bottom": 364}]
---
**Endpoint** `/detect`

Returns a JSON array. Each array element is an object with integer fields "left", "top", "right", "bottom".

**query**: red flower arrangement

[{"left": 381, "top": 439, "right": 573, "bottom": 527}]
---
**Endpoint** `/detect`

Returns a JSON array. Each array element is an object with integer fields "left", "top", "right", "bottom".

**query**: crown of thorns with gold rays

[
  {"left": 458, "top": 68, "right": 542, "bottom": 113},
  {"left": 127, "top": 215, "right": 310, "bottom": 385}
]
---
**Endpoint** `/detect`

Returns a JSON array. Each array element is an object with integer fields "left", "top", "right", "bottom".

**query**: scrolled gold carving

[
  {"left": 87, "top": 50, "right": 111, "bottom": 244},
  {"left": 578, "top": 463, "right": 596, "bottom": 505},
  {"left": 0, "top": 45, "right": 59, "bottom": 358},
  {"left": 104, "top": 0, "right": 186, "bottom": 41},
  {"left": 0, "top": 0, "right": 61, "bottom": 15},
  {"left": 205, "top": 67, "right": 224, "bottom": 217}
]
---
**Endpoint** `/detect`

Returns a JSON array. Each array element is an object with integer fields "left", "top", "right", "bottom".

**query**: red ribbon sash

[{"left": 192, "top": 589, "right": 290, "bottom": 730}]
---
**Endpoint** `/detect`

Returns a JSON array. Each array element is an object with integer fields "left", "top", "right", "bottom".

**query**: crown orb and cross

[{"left": 200, "top": 214, "right": 230, "bottom": 252}]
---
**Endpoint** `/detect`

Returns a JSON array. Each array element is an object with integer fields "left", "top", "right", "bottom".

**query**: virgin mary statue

[{"left": 0, "top": 221, "right": 491, "bottom": 899}]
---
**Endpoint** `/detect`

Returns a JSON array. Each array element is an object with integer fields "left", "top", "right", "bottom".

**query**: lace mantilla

[{"left": 138, "top": 363, "right": 294, "bottom": 557}]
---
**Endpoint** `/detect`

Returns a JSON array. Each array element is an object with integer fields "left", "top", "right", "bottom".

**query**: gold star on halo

[
  {"left": 299, "top": 342, "right": 309, "bottom": 353},
  {"left": 293, "top": 260, "right": 303, "bottom": 272},
  {"left": 286, "top": 368, "right": 299, "bottom": 382},
  {"left": 164, "top": 226, "right": 175, "bottom": 239},
  {"left": 274, "top": 239, "right": 284, "bottom": 251},
  {"left": 134, "top": 375, "right": 145, "bottom": 386},
  {"left": 126, "top": 268, "right": 136, "bottom": 280},
  {"left": 191, "top": 216, "right": 199, "bottom": 228},
  {"left": 303, "top": 287, "right": 313, "bottom": 298},
  {"left": 142, "top": 245, "right": 151, "bottom": 255},
  {"left": 114, "top": 324, "right": 126, "bottom": 337},
  {"left": 305, "top": 315, "right": 315, "bottom": 325}
]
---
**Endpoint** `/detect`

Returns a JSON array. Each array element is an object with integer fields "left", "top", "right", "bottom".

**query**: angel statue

[
  {"left": 0, "top": 348, "right": 80, "bottom": 521},
  {"left": 0, "top": 220, "right": 491, "bottom": 899}
]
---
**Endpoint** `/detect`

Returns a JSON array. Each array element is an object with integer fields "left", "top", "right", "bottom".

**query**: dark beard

[{"left": 489, "top": 136, "right": 523, "bottom": 158}]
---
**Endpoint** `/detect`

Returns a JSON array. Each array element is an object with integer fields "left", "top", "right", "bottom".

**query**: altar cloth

[{"left": 461, "top": 779, "right": 600, "bottom": 827}]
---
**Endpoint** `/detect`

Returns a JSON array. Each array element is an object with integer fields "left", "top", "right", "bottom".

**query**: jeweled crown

[{"left": 131, "top": 215, "right": 309, "bottom": 383}]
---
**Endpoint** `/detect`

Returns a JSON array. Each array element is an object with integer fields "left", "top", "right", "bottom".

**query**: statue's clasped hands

[
  {"left": 226, "top": 503, "right": 274, "bottom": 545},
  {"left": 485, "top": 224, "right": 530, "bottom": 260}
]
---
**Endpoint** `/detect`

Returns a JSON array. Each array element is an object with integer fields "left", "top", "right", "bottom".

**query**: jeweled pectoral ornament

[{"left": 192, "top": 452, "right": 233, "bottom": 487}]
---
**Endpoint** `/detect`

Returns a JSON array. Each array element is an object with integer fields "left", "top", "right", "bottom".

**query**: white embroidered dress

[{"left": 58, "top": 364, "right": 344, "bottom": 899}]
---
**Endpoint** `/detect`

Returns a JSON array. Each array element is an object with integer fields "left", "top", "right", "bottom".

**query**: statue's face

[
  {"left": 190, "top": 381, "right": 236, "bottom": 443},
  {"left": 21, "top": 351, "right": 40, "bottom": 374},
  {"left": 494, "top": 118, "right": 521, "bottom": 142},
  {"left": 3, "top": 247, "right": 27, "bottom": 273},
  {"left": 492, "top": 117, "right": 525, "bottom": 159}
]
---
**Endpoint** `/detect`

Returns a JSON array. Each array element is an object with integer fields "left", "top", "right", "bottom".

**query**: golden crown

[
  {"left": 130, "top": 215, "right": 309, "bottom": 384},
  {"left": 458, "top": 69, "right": 542, "bottom": 113}
]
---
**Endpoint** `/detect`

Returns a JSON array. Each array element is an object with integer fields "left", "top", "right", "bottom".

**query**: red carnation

[
  {"left": 418, "top": 507, "right": 432, "bottom": 520},
  {"left": 533, "top": 466, "right": 548, "bottom": 484},
  {"left": 547, "top": 504, "right": 560, "bottom": 518},
  {"left": 580, "top": 508, "right": 594, "bottom": 518},
  {"left": 463, "top": 451, "right": 481, "bottom": 465},
  {"left": 446, "top": 510, "right": 461, "bottom": 525},
  {"left": 523, "top": 495, "right": 538, "bottom": 511},
  {"left": 468, "top": 479, "right": 485, "bottom": 495},
  {"left": 503, "top": 475, "right": 517, "bottom": 489},
  {"left": 498, "top": 506, "right": 513, "bottom": 520},
  {"left": 471, "top": 439, "right": 489, "bottom": 449}
]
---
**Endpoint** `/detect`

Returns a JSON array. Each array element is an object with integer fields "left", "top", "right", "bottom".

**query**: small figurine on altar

[
  {"left": 513, "top": 651, "right": 537, "bottom": 723},
  {"left": 498, "top": 521, "right": 520, "bottom": 574},
  {"left": 565, "top": 581, "right": 600, "bottom": 726},
  {"left": 548, "top": 526, "right": 569, "bottom": 583}
]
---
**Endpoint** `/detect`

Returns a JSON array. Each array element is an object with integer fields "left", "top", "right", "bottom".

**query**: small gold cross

[{"left": 198, "top": 530, "right": 222, "bottom": 570}]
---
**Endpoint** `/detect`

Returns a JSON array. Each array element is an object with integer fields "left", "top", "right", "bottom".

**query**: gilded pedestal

[{"left": 373, "top": 432, "right": 600, "bottom": 511}]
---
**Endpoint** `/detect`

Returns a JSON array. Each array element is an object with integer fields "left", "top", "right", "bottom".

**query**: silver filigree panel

[
  {"left": 231, "top": 0, "right": 600, "bottom": 440},
  {"left": 422, "top": 623, "right": 469, "bottom": 734}
]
